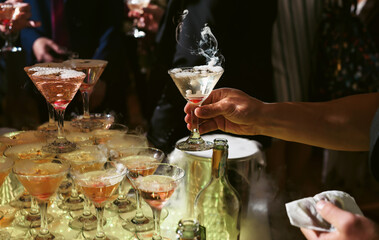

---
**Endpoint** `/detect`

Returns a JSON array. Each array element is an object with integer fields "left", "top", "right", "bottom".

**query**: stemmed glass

[
  {"left": 112, "top": 147, "right": 165, "bottom": 232},
  {"left": 105, "top": 134, "right": 149, "bottom": 213},
  {"left": 0, "top": 156, "right": 14, "bottom": 239},
  {"left": 13, "top": 157, "right": 69, "bottom": 240},
  {"left": 4, "top": 143, "right": 55, "bottom": 229},
  {"left": 24, "top": 64, "right": 86, "bottom": 153},
  {"left": 126, "top": 163, "right": 185, "bottom": 240},
  {"left": 59, "top": 145, "right": 107, "bottom": 231},
  {"left": 168, "top": 65, "right": 224, "bottom": 151},
  {"left": 0, "top": 2, "right": 22, "bottom": 53},
  {"left": 63, "top": 59, "right": 110, "bottom": 131},
  {"left": 125, "top": 0, "right": 151, "bottom": 38},
  {"left": 71, "top": 160, "right": 126, "bottom": 240}
]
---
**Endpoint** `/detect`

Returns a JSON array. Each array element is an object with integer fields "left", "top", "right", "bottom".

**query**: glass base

[
  {"left": 122, "top": 215, "right": 154, "bottom": 232},
  {"left": 106, "top": 197, "right": 136, "bottom": 213},
  {"left": 10, "top": 194, "right": 31, "bottom": 209},
  {"left": 176, "top": 138, "right": 213, "bottom": 151},
  {"left": 58, "top": 196, "right": 85, "bottom": 211},
  {"left": 42, "top": 139, "right": 77, "bottom": 153},
  {"left": 69, "top": 213, "right": 105, "bottom": 231},
  {"left": 15, "top": 210, "right": 53, "bottom": 228},
  {"left": 0, "top": 46, "right": 22, "bottom": 53},
  {"left": 71, "top": 114, "right": 114, "bottom": 132},
  {"left": 32, "top": 231, "right": 64, "bottom": 240}
]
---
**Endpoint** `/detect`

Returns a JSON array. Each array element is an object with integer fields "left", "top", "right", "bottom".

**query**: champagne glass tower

[
  {"left": 168, "top": 65, "right": 223, "bottom": 151},
  {"left": 24, "top": 65, "right": 85, "bottom": 153}
]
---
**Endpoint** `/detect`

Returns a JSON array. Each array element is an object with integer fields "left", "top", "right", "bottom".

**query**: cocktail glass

[
  {"left": 63, "top": 59, "right": 110, "bottom": 131},
  {"left": 71, "top": 160, "right": 126, "bottom": 240},
  {"left": 126, "top": 163, "right": 185, "bottom": 239},
  {"left": 24, "top": 64, "right": 86, "bottom": 153},
  {"left": 4, "top": 143, "right": 55, "bottom": 228},
  {"left": 13, "top": 157, "right": 69, "bottom": 240},
  {"left": 168, "top": 65, "right": 224, "bottom": 151},
  {"left": 105, "top": 134, "right": 149, "bottom": 213},
  {"left": 113, "top": 147, "right": 165, "bottom": 232},
  {"left": 125, "top": 0, "right": 151, "bottom": 38},
  {"left": 0, "top": 2, "right": 22, "bottom": 53},
  {"left": 0, "top": 156, "right": 14, "bottom": 239},
  {"left": 59, "top": 145, "right": 108, "bottom": 231}
]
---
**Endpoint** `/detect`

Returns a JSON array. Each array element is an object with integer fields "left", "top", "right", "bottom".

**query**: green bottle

[
  {"left": 176, "top": 218, "right": 206, "bottom": 240},
  {"left": 194, "top": 138, "right": 242, "bottom": 240}
]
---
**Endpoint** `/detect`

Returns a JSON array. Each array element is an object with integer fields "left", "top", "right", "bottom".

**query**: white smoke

[{"left": 175, "top": 10, "right": 224, "bottom": 67}]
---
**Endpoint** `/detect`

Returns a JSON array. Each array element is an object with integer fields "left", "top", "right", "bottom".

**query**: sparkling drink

[
  {"left": 169, "top": 65, "right": 223, "bottom": 106},
  {"left": 137, "top": 175, "right": 177, "bottom": 210},
  {"left": 80, "top": 180, "right": 120, "bottom": 208},
  {"left": 0, "top": 3, "right": 15, "bottom": 27},
  {"left": 16, "top": 162, "right": 67, "bottom": 202}
]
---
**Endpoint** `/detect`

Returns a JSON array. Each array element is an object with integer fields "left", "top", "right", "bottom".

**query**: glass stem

[
  {"left": 133, "top": 189, "right": 145, "bottom": 220},
  {"left": 81, "top": 91, "right": 91, "bottom": 118},
  {"left": 189, "top": 104, "right": 201, "bottom": 139},
  {"left": 30, "top": 197, "right": 39, "bottom": 215},
  {"left": 95, "top": 206, "right": 106, "bottom": 239},
  {"left": 56, "top": 109, "right": 66, "bottom": 140},
  {"left": 70, "top": 182, "right": 79, "bottom": 199},
  {"left": 47, "top": 102, "right": 55, "bottom": 127},
  {"left": 152, "top": 208, "right": 162, "bottom": 240},
  {"left": 83, "top": 198, "right": 92, "bottom": 216},
  {"left": 38, "top": 201, "right": 50, "bottom": 236}
]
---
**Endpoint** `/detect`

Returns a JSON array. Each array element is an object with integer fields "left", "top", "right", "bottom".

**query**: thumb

[{"left": 316, "top": 200, "right": 352, "bottom": 230}]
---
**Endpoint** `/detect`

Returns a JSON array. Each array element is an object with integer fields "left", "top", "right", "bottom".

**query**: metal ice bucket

[{"left": 161, "top": 134, "right": 271, "bottom": 240}]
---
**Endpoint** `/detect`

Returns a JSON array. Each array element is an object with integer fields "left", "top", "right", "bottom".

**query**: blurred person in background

[{"left": 0, "top": 0, "right": 41, "bottom": 129}]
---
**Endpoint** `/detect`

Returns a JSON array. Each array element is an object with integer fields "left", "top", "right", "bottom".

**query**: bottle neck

[{"left": 211, "top": 147, "right": 227, "bottom": 179}]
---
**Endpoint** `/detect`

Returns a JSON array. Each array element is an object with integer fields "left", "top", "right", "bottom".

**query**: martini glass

[
  {"left": 105, "top": 134, "right": 149, "bottom": 214},
  {"left": 113, "top": 147, "right": 165, "bottom": 233},
  {"left": 127, "top": 163, "right": 185, "bottom": 240},
  {"left": 4, "top": 143, "right": 55, "bottom": 229},
  {"left": 168, "top": 65, "right": 224, "bottom": 151},
  {"left": 63, "top": 59, "right": 109, "bottom": 131},
  {"left": 13, "top": 157, "right": 69, "bottom": 240},
  {"left": 71, "top": 160, "right": 126, "bottom": 240},
  {"left": 0, "top": 2, "right": 22, "bottom": 53},
  {"left": 24, "top": 64, "right": 86, "bottom": 153},
  {"left": 125, "top": 0, "right": 151, "bottom": 38},
  {"left": 0, "top": 156, "right": 14, "bottom": 239},
  {"left": 59, "top": 145, "right": 108, "bottom": 231}
]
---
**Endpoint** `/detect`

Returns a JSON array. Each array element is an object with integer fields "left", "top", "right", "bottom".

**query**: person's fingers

[
  {"left": 316, "top": 201, "right": 354, "bottom": 231},
  {"left": 47, "top": 40, "right": 66, "bottom": 54},
  {"left": 195, "top": 99, "right": 233, "bottom": 119},
  {"left": 198, "top": 118, "right": 221, "bottom": 134},
  {"left": 300, "top": 228, "right": 318, "bottom": 240},
  {"left": 27, "top": 20, "right": 41, "bottom": 28}
]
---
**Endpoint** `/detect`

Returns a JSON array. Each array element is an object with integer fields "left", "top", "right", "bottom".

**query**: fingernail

[{"left": 316, "top": 201, "right": 326, "bottom": 210}]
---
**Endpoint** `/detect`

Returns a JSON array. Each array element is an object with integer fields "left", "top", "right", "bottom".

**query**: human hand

[
  {"left": 301, "top": 201, "right": 379, "bottom": 240},
  {"left": 3, "top": 1, "right": 40, "bottom": 32},
  {"left": 184, "top": 88, "right": 264, "bottom": 136},
  {"left": 128, "top": 4, "right": 164, "bottom": 33},
  {"left": 32, "top": 37, "right": 68, "bottom": 63}
]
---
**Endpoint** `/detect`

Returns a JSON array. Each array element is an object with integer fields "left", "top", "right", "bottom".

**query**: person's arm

[
  {"left": 300, "top": 201, "right": 379, "bottom": 240},
  {"left": 184, "top": 88, "right": 379, "bottom": 151}
]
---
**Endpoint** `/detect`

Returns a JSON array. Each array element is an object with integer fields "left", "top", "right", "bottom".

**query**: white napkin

[{"left": 285, "top": 190, "right": 363, "bottom": 232}]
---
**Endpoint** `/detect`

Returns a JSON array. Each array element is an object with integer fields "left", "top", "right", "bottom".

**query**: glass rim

[
  {"left": 70, "top": 160, "right": 127, "bottom": 179},
  {"left": 13, "top": 157, "right": 70, "bottom": 177}
]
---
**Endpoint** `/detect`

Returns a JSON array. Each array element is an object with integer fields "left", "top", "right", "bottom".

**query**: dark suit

[
  {"left": 20, "top": 0, "right": 128, "bottom": 122},
  {"left": 146, "top": 0, "right": 278, "bottom": 153}
]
